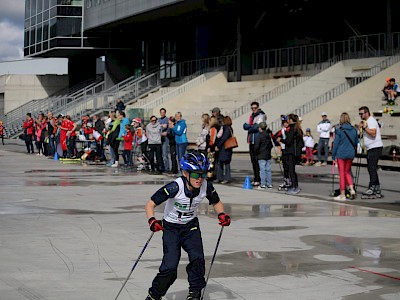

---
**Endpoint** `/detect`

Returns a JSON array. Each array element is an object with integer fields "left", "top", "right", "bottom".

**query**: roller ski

[
  {"left": 360, "top": 185, "right": 383, "bottom": 199},
  {"left": 278, "top": 178, "right": 291, "bottom": 191}
]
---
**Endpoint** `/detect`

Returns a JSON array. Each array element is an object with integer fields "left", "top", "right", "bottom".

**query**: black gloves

[
  {"left": 218, "top": 213, "right": 231, "bottom": 226},
  {"left": 148, "top": 217, "right": 164, "bottom": 232}
]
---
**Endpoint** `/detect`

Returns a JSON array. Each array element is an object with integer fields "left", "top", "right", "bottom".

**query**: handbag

[{"left": 224, "top": 128, "right": 238, "bottom": 149}]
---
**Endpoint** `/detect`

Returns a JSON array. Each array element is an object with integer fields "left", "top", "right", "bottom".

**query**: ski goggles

[{"left": 189, "top": 172, "right": 207, "bottom": 179}]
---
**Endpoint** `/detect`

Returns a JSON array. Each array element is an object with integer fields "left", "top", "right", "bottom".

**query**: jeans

[
  {"left": 48, "top": 135, "right": 56, "bottom": 156},
  {"left": 108, "top": 145, "right": 115, "bottom": 164},
  {"left": 162, "top": 139, "right": 170, "bottom": 171},
  {"left": 367, "top": 147, "right": 382, "bottom": 187},
  {"left": 258, "top": 159, "right": 272, "bottom": 186},
  {"left": 176, "top": 143, "right": 188, "bottom": 164},
  {"left": 317, "top": 138, "right": 329, "bottom": 162},
  {"left": 216, "top": 161, "right": 231, "bottom": 182},
  {"left": 25, "top": 134, "right": 34, "bottom": 153},
  {"left": 122, "top": 149, "right": 133, "bottom": 166}
]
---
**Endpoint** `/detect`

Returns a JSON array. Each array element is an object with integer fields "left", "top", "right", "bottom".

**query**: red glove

[
  {"left": 148, "top": 217, "right": 164, "bottom": 232},
  {"left": 218, "top": 213, "right": 231, "bottom": 226}
]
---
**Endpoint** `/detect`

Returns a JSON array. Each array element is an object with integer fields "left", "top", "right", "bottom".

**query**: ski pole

[
  {"left": 201, "top": 226, "right": 224, "bottom": 300},
  {"left": 114, "top": 232, "right": 155, "bottom": 300}
]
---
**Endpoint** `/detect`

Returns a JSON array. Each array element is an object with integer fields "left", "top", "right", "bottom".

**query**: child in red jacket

[{"left": 122, "top": 124, "right": 133, "bottom": 167}]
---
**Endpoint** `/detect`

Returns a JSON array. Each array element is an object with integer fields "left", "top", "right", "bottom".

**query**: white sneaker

[
  {"left": 314, "top": 162, "right": 322, "bottom": 167},
  {"left": 334, "top": 194, "right": 346, "bottom": 201},
  {"left": 111, "top": 161, "right": 119, "bottom": 168},
  {"left": 321, "top": 162, "right": 327, "bottom": 166}
]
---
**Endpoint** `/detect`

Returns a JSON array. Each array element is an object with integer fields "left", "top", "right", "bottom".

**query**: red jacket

[
  {"left": 23, "top": 118, "right": 34, "bottom": 135},
  {"left": 123, "top": 131, "right": 133, "bottom": 150}
]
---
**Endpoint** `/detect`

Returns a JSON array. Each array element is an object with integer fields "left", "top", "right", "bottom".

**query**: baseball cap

[
  {"left": 131, "top": 117, "right": 142, "bottom": 124},
  {"left": 298, "top": 117, "right": 302, "bottom": 121},
  {"left": 211, "top": 107, "right": 220, "bottom": 113},
  {"left": 321, "top": 112, "right": 327, "bottom": 116},
  {"left": 306, "top": 128, "right": 311, "bottom": 132}
]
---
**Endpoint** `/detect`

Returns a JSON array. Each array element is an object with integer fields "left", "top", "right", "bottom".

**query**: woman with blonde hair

[
  {"left": 196, "top": 113, "right": 210, "bottom": 155},
  {"left": 331, "top": 112, "right": 359, "bottom": 200}
]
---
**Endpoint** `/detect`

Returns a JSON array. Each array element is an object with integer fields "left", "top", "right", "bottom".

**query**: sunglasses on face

[
  {"left": 151, "top": 119, "right": 156, "bottom": 122},
  {"left": 189, "top": 172, "right": 207, "bottom": 179},
  {"left": 251, "top": 106, "right": 258, "bottom": 109}
]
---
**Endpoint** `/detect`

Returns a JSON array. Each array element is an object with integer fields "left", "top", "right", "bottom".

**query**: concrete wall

[{"left": 0, "top": 75, "right": 69, "bottom": 114}]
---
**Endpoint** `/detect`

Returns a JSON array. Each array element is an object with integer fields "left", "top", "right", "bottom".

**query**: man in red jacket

[{"left": 23, "top": 113, "right": 35, "bottom": 153}]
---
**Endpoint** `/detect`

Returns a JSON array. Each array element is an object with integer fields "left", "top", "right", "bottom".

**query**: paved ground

[{"left": 0, "top": 140, "right": 399, "bottom": 300}]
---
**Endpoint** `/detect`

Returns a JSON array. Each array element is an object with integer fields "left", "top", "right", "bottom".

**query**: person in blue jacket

[
  {"left": 331, "top": 112, "right": 359, "bottom": 200},
  {"left": 170, "top": 111, "right": 188, "bottom": 166}
]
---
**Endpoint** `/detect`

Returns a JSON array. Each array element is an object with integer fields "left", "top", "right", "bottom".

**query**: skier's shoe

[
  {"left": 186, "top": 290, "right": 201, "bottom": 300},
  {"left": 145, "top": 291, "right": 162, "bottom": 300}
]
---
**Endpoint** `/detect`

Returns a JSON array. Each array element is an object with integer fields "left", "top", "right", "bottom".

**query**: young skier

[{"left": 144, "top": 150, "right": 231, "bottom": 300}]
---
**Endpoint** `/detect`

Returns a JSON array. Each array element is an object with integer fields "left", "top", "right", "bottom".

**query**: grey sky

[{"left": 0, "top": 0, "right": 25, "bottom": 62}]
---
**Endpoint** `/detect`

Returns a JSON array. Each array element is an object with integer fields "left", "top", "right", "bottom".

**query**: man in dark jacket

[
  {"left": 243, "top": 101, "right": 267, "bottom": 186},
  {"left": 93, "top": 114, "right": 106, "bottom": 161}
]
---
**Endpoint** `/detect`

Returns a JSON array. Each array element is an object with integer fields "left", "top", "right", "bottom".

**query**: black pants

[
  {"left": 249, "top": 143, "right": 260, "bottom": 182},
  {"left": 169, "top": 143, "right": 178, "bottom": 174},
  {"left": 367, "top": 147, "right": 382, "bottom": 187},
  {"left": 25, "top": 134, "right": 34, "bottom": 153},
  {"left": 149, "top": 218, "right": 206, "bottom": 297},
  {"left": 286, "top": 154, "right": 299, "bottom": 188},
  {"left": 149, "top": 144, "right": 164, "bottom": 172}
]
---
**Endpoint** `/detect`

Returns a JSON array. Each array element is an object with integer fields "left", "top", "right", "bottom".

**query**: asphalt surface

[{"left": 0, "top": 140, "right": 399, "bottom": 300}]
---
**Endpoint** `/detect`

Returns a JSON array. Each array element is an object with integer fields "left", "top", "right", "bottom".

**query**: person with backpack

[{"left": 278, "top": 113, "right": 304, "bottom": 194}]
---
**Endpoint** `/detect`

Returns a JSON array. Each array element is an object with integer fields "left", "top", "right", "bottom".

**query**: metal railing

[{"left": 267, "top": 54, "right": 400, "bottom": 132}]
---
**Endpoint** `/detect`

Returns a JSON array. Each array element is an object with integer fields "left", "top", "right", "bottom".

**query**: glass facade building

[{"left": 24, "top": 0, "right": 84, "bottom": 57}]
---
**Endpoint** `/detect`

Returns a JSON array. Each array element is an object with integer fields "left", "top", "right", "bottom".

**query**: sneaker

[
  {"left": 266, "top": 185, "right": 273, "bottom": 189},
  {"left": 286, "top": 187, "right": 301, "bottom": 194},
  {"left": 256, "top": 185, "right": 266, "bottom": 190},
  {"left": 321, "top": 162, "right": 327, "bottom": 166},
  {"left": 145, "top": 291, "right": 162, "bottom": 300},
  {"left": 111, "top": 161, "right": 119, "bottom": 168},
  {"left": 221, "top": 180, "right": 230, "bottom": 184},
  {"left": 314, "top": 161, "right": 322, "bottom": 167},
  {"left": 350, "top": 189, "right": 356, "bottom": 200},
  {"left": 252, "top": 181, "right": 260, "bottom": 186},
  {"left": 334, "top": 194, "right": 346, "bottom": 201},
  {"left": 186, "top": 290, "right": 201, "bottom": 300}
]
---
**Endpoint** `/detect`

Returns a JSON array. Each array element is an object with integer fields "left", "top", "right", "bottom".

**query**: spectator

[
  {"left": 303, "top": 128, "right": 315, "bottom": 166},
  {"left": 381, "top": 77, "right": 391, "bottom": 100},
  {"left": 166, "top": 116, "right": 178, "bottom": 175},
  {"left": 66, "top": 115, "right": 77, "bottom": 158},
  {"left": 206, "top": 116, "right": 220, "bottom": 181},
  {"left": 280, "top": 114, "right": 304, "bottom": 194},
  {"left": 159, "top": 108, "right": 169, "bottom": 172},
  {"left": 0, "top": 120, "right": 5, "bottom": 145},
  {"left": 170, "top": 111, "right": 188, "bottom": 167},
  {"left": 274, "top": 115, "right": 291, "bottom": 190},
  {"left": 358, "top": 106, "right": 383, "bottom": 198},
  {"left": 331, "top": 112, "right": 359, "bottom": 200},
  {"left": 23, "top": 113, "right": 35, "bottom": 154},
  {"left": 196, "top": 113, "right": 210, "bottom": 156},
  {"left": 385, "top": 78, "right": 399, "bottom": 105},
  {"left": 92, "top": 114, "right": 106, "bottom": 161},
  {"left": 315, "top": 112, "right": 331, "bottom": 166},
  {"left": 254, "top": 122, "right": 273, "bottom": 190},
  {"left": 58, "top": 115, "right": 70, "bottom": 158},
  {"left": 243, "top": 101, "right": 266, "bottom": 186},
  {"left": 47, "top": 112, "right": 57, "bottom": 157},
  {"left": 121, "top": 124, "right": 133, "bottom": 168},
  {"left": 211, "top": 107, "right": 224, "bottom": 126},
  {"left": 105, "top": 112, "right": 120, "bottom": 167},
  {"left": 118, "top": 111, "right": 131, "bottom": 155},
  {"left": 132, "top": 117, "right": 148, "bottom": 160},
  {"left": 215, "top": 115, "right": 234, "bottom": 184},
  {"left": 115, "top": 98, "right": 125, "bottom": 114},
  {"left": 146, "top": 115, "right": 164, "bottom": 174}
]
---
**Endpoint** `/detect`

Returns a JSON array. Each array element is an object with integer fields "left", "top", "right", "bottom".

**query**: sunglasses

[
  {"left": 251, "top": 106, "right": 258, "bottom": 109},
  {"left": 189, "top": 172, "right": 207, "bottom": 179},
  {"left": 151, "top": 119, "right": 156, "bottom": 122},
  {"left": 359, "top": 113, "right": 365, "bottom": 116}
]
